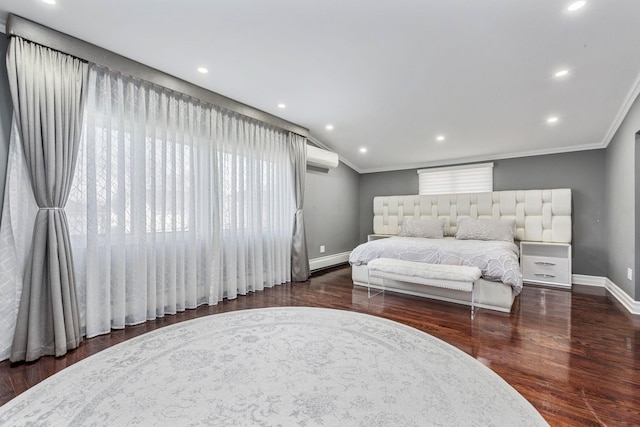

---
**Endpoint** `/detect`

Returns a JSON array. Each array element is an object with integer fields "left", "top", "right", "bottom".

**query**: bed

[{"left": 350, "top": 189, "right": 572, "bottom": 313}]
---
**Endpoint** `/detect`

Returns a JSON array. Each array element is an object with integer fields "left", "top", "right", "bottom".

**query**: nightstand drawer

[{"left": 522, "top": 255, "right": 569, "bottom": 284}]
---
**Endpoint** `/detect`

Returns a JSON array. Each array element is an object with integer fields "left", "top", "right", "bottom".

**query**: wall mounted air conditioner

[{"left": 307, "top": 144, "right": 339, "bottom": 169}]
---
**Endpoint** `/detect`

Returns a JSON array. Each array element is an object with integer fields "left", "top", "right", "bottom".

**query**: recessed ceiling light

[
  {"left": 197, "top": 67, "right": 208, "bottom": 74},
  {"left": 567, "top": 1, "right": 586, "bottom": 11},
  {"left": 277, "top": 103, "right": 286, "bottom": 109},
  {"left": 554, "top": 69, "right": 569, "bottom": 78},
  {"left": 359, "top": 147, "right": 367, "bottom": 153},
  {"left": 436, "top": 135, "right": 445, "bottom": 142},
  {"left": 325, "top": 124, "right": 334, "bottom": 131},
  {"left": 547, "top": 116, "right": 559, "bottom": 123},
  {"left": 41, "top": 0, "right": 56, "bottom": 4}
]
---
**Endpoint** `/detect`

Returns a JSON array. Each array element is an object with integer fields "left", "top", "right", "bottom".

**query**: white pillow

[
  {"left": 455, "top": 218, "right": 516, "bottom": 242},
  {"left": 398, "top": 218, "right": 445, "bottom": 239}
]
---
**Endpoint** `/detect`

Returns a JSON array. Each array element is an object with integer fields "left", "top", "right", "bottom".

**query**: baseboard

[
  {"left": 572, "top": 274, "right": 607, "bottom": 287},
  {"left": 572, "top": 274, "right": 640, "bottom": 315},
  {"left": 604, "top": 278, "right": 640, "bottom": 315},
  {"left": 309, "top": 251, "right": 351, "bottom": 272}
]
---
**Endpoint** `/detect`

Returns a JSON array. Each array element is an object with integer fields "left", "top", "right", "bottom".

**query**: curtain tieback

[{"left": 39, "top": 207, "right": 63, "bottom": 210}]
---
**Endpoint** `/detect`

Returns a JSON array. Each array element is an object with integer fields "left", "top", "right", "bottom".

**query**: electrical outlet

[
  {"left": 628, "top": 268, "right": 633, "bottom": 281},
  {"left": 320, "top": 245, "right": 325, "bottom": 254}
]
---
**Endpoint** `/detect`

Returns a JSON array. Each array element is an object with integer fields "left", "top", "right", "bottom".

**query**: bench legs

[
  {"left": 367, "top": 270, "right": 385, "bottom": 299},
  {"left": 471, "top": 284, "right": 475, "bottom": 320},
  {"left": 367, "top": 268, "right": 478, "bottom": 320}
]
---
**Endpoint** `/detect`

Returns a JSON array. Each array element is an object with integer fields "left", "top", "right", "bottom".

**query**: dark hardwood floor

[{"left": 1, "top": 265, "right": 639, "bottom": 426}]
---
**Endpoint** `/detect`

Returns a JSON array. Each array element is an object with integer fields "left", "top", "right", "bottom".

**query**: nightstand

[
  {"left": 368, "top": 234, "right": 392, "bottom": 242},
  {"left": 520, "top": 242, "right": 572, "bottom": 289}
]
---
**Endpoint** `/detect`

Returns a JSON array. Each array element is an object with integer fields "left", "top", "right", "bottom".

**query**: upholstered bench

[{"left": 367, "top": 258, "right": 482, "bottom": 319}]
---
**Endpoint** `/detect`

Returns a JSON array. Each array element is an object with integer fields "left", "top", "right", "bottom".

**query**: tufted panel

[{"left": 373, "top": 189, "right": 571, "bottom": 243}]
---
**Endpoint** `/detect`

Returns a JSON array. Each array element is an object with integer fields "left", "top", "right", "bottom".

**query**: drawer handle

[
  {"left": 534, "top": 273, "right": 556, "bottom": 278},
  {"left": 534, "top": 262, "right": 556, "bottom": 266}
]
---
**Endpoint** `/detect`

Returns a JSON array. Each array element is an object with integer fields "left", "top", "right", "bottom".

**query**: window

[
  {"left": 67, "top": 127, "right": 194, "bottom": 236},
  {"left": 417, "top": 163, "right": 493, "bottom": 195},
  {"left": 220, "top": 151, "right": 293, "bottom": 232}
]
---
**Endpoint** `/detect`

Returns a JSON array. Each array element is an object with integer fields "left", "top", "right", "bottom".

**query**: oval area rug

[{"left": 0, "top": 307, "right": 547, "bottom": 426}]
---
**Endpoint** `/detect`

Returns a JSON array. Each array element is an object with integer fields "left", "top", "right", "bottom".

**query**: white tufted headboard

[{"left": 373, "top": 189, "right": 572, "bottom": 243}]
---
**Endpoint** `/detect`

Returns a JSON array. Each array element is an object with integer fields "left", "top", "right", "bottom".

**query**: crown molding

[
  {"left": 355, "top": 142, "right": 605, "bottom": 174},
  {"left": 601, "top": 68, "right": 640, "bottom": 147},
  {"left": 327, "top": 70, "right": 640, "bottom": 175}
]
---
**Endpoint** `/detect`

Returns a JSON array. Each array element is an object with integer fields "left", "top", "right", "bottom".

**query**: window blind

[{"left": 417, "top": 163, "right": 494, "bottom": 195}]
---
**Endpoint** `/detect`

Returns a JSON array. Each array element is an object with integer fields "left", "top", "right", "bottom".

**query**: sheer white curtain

[
  {"left": 0, "top": 121, "right": 38, "bottom": 360},
  {"left": 67, "top": 65, "right": 294, "bottom": 337},
  {"left": 0, "top": 63, "right": 295, "bottom": 354}
]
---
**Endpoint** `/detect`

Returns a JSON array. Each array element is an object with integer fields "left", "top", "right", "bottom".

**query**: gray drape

[
  {"left": 289, "top": 133, "right": 310, "bottom": 282},
  {"left": 7, "top": 37, "right": 87, "bottom": 362}
]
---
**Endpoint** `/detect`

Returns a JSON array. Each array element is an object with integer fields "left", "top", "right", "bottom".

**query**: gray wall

[
  {"left": 305, "top": 162, "right": 360, "bottom": 259},
  {"left": 493, "top": 151, "right": 607, "bottom": 277},
  {"left": 0, "top": 34, "right": 12, "bottom": 212},
  {"left": 636, "top": 134, "right": 640, "bottom": 300},
  {"left": 358, "top": 169, "right": 418, "bottom": 244},
  {"left": 605, "top": 92, "right": 640, "bottom": 299},
  {"left": 358, "top": 150, "right": 608, "bottom": 277}
]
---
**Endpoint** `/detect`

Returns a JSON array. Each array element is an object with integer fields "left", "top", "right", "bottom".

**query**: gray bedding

[{"left": 349, "top": 237, "right": 523, "bottom": 294}]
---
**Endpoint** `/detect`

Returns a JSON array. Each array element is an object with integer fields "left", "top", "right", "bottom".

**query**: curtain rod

[{"left": 5, "top": 14, "right": 309, "bottom": 138}]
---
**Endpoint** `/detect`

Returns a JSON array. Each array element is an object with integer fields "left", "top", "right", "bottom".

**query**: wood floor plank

[{"left": 0, "top": 265, "right": 638, "bottom": 425}]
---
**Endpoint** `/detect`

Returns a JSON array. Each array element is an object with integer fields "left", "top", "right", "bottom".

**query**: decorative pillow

[
  {"left": 398, "top": 218, "right": 445, "bottom": 239},
  {"left": 455, "top": 218, "right": 516, "bottom": 242}
]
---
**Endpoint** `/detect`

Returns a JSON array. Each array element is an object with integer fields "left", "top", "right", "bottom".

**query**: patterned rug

[{"left": 0, "top": 307, "right": 547, "bottom": 426}]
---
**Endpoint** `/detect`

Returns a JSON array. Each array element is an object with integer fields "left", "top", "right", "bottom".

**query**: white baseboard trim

[
  {"left": 572, "top": 274, "right": 607, "bottom": 287},
  {"left": 604, "top": 278, "right": 640, "bottom": 315},
  {"left": 572, "top": 274, "right": 640, "bottom": 315},
  {"left": 309, "top": 251, "right": 351, "bottom": 272}
]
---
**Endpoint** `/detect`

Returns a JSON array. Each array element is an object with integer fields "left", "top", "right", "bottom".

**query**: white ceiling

[{"left": 1, "top": 0, "right": 640, "bottom": 173}]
